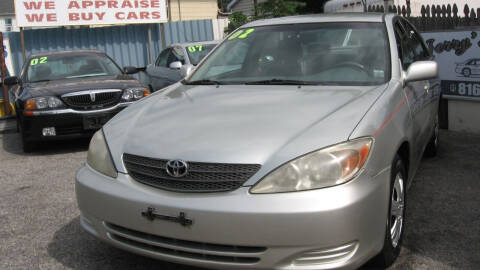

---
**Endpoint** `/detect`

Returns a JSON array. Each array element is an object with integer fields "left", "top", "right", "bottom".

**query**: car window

[
  {"left": 401, "top": 20, "right": 430, "bottom": 62},
  {"left": 155, "top": 48, "right": 171, "bottom": 67},
  {"left": 186, "top": 44, "right": 217, "bottom": 65},
  {"left": 204, "top": 40, "right": 249, "bottom": 78},
  {"left": 188, "top": 22, "right": 390, "bottom": 86},
  {"left": 26, "top": 53, "right": 122, "bottom": 82},
  {"left": 394, "top": 21, "right": 415, "bottom": 70},
  {"left": 167, "top": 47, "right": 185, "bottom": 67}
]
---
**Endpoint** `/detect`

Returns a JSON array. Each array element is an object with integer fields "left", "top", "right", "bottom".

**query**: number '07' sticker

[
  {"left": 228, "top": 28, "right": 255, "bottom": 40},
  {"left": 30, "top": 57, "right": 48, "bottom": 66},
  {"left": 188, "top": 45, "right": 203, "bottom": 53}
]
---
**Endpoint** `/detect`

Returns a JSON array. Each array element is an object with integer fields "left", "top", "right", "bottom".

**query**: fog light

[
  {"left": 291, "top": 241, "right": 358, "bottom": 266},
  {"left": 42, "top": 127, "right": 56, "bottom": 137}
]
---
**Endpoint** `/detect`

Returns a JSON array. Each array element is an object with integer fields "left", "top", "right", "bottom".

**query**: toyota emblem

[{"left": 166, "top": 159, "right": 188, "bottom": 178}]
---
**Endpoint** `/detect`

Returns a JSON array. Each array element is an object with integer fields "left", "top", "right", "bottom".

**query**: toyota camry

[{"left": 76, "top": 13, "right": 440, "bottom": 270}]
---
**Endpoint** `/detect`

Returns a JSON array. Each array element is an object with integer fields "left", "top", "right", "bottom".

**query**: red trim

[{"left": 373, "top": 92, "right": 413, "bottom": 137}]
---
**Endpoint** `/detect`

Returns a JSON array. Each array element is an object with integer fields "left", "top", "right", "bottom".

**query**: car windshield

[
  {"left": 186, "top": 44, "right": 216, "bottom": 65},
  {"left": 26, "top": 53, "right": 122, "bottom": 83},
  {"left": 186, "top": 22, "right": 390, "bottom": 86}
]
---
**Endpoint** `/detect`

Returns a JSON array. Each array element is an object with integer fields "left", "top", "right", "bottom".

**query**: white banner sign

[
  {"left": 15, "top": 0, "right": 167, "bottom": 27},
  {"left": 2, "top": 39, "right": 15, "bottom": 76}
]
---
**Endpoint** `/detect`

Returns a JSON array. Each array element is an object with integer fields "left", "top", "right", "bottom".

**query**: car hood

[
  {"left": 104, "top": 83, "right": 388, "bottom": 182},
  {"left": 23, "top": 75, "right": 143, "bottom": 98}
]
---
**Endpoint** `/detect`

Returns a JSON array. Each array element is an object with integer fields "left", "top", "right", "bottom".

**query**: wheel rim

[{"left": 390, "top": 172, "right": 405, "bottom": 248}]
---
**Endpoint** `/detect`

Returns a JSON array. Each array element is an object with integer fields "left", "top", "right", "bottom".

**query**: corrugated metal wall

[{"left": 4, "top": 19, "right": 216, "bottom": 75}]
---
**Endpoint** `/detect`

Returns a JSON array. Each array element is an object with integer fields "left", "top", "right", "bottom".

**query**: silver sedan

[
  {"left": 76, "top": 13, "right": 440, "bottom": 270},
  {"left": 144, "top": 40, "right": 220, "bottom": 91}
]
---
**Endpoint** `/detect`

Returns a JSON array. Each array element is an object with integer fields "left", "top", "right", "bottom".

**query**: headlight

[
  {"left": 122, "top": 88, "right": 150, "bottom": 101},
  {"left": 87, "top": 130, "right": 118, "bottom": 178},
  {"left": 250, "top": 138, "right": 373, "bottom": 194},
  {"left": 25, "top": 97, "right": 64, "bottom": 110}
]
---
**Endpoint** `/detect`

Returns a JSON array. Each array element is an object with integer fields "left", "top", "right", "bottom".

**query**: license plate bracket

[{"left": 83, "top": 114, "right": 110, "bottom": 130}]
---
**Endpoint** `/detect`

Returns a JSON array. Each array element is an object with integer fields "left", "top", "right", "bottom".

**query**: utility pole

[{"left": 0, "top": 32, "right": 12, "bottom": 116}]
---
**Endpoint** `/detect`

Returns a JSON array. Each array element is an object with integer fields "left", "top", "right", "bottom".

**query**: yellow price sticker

[
  {"left": 228, "top": 28, "right": 255, "bottom": 40},
  {"left": 188, "top": 45, "right": 203, "bottom": 53},
  {"left": 30, "top": 57, "right": 48, "bottom": 66}
]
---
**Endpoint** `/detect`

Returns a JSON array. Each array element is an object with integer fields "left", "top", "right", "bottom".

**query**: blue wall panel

[{"left": 4, "top": 19, "right": 215, "bottom": 75}]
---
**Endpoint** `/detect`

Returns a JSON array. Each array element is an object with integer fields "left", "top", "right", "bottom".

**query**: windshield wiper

[
  {"left": 245, "top": 79, "right": 319, "bottom": 85},
  {"left": 29, "top": 79, "right": 51, "bottom": 83},
  {"left": 183, "top": 79, "right": 223, "bottom": 85}
]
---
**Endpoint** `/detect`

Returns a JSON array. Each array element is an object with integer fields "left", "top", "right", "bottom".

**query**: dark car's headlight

[
  {"left": 25, "top": 97, "right": 65, "bottom": 110},
  {"left": 122, "top": 88, "right": 150, "bottom": 101},
  {"left": 250, "top": 138, "right": 373, "bottom": 194},
  {"left": 87, "top": 130, "right": 118, "bottom": 178}
]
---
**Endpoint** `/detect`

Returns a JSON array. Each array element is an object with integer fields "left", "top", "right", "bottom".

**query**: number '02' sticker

[
  {"left": 30, "top": 57, "right": 48, "bottom": 66},
  {"left": 228, "top": 28, "right": 255, "bottom": 40},
  {"left": 188, "top": 45, "right": 203, "bottom": 53}
]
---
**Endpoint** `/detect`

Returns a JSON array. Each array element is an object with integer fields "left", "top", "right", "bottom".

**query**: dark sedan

[{"left": 4, "top": 50, "right": 148, "bottom": 152}]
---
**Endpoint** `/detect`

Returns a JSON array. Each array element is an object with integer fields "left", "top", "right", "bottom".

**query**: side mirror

[
  {"left": 169, "top": 61, "right": 183, "bottom": 70},
  {"left": 404, "top": 61, "right": 438, "bottom": 84},
  {"left": 123, "top": 66, "right": 139, "bottom": 75},
  {"left": 4, "top": 76, "right": 20, "bottom": 86},
  {"left": 180, "top": 64, "right": 194, "bottom": 78}
]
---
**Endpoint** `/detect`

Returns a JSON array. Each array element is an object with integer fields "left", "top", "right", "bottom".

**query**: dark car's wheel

[
  {"left": 376, "top": 155, "right": 406, "bottom": 267},
  {"left": 463, "top": 68, "right": 471, "bottom": 77},
  {"left": 425, "top": 114, "right": 439, "bottom": 157}
]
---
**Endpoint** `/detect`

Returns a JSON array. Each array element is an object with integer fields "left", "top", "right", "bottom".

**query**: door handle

[{"left": 424, "top": 83, "right": 430, "bottom": 94}]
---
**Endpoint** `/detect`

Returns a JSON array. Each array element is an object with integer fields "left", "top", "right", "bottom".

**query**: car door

[
  {"left": 146, "top": 47, "right": 171, "bottom": 90},
  {"left": 165, "top": 46, "right": 185, "bottom": 82},
  {"left": 402, "top": 19, "right": 438, "bottom": 148},
  {"left": 146, "top": 47, "right": 185, "bottom": 91},
  {"left": 394, "top": 19, "right": 431, "bottom": 163}
]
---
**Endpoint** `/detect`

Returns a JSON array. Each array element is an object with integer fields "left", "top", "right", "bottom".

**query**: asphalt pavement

[{"left": 0, "top": 130, "right": 479, "bottom": 270}]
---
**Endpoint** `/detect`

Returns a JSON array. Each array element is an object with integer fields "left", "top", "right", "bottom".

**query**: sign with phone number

[{"left": 442, "top": 80, "right": 480, "bottom": 99}]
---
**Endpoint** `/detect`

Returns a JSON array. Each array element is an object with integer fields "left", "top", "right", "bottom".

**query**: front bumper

[
  {"left": 22, "top": 102, "right": 132, "bottom": 142},
  {"left": 76, "top": 165, "right": 391, "bottom": 270}
]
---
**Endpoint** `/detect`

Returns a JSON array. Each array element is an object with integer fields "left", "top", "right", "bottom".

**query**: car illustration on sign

[
  {"left": 76, "top": 14, "right": 440, "bottom": 270},
  {"left": 455, "top": 58, "right": 480, "bottom": 77}
]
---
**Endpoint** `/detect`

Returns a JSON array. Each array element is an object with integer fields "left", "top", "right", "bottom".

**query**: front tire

[
  {"left": 377, "top": 155, "right": 406, "bottom": 267},
  {"left": 425, "top": 114, "right": 439, "bottom": 157}
]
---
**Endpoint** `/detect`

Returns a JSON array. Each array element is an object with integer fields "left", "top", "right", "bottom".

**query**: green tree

[
  {"left": 224, "top": 0, "right": 329, "bottom": 33},
  {"left": 226, "top": 11, "right": 250, "bottom": 33},
  {"left": 255, "top": 0, "right": 306, "bottom": 18}
]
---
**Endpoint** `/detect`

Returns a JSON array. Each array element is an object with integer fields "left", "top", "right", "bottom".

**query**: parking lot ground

[{"left": 0, "top": 130, "right": 479, "bottom": 270}]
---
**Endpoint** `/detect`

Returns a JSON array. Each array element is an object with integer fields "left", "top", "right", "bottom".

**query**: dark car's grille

[
  {"left": 104, "top": 222, "right": 265, "bottom": 264},
  {"left": 62, "top": 90, "right": 122, "bottom": 110},
  {"left": 123, "top": 153, "right": 261, "bottom": 193}
]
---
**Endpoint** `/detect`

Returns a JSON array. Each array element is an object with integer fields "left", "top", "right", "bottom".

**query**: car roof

[
  {"left": 29, "top": 50, "right": 106, "bottom": 59},
  {"left": 171, "top": 40, "right": 221, "bottom": 48},
  {"left": 242, "top": 13, "right": 388, "bottom": 28}
]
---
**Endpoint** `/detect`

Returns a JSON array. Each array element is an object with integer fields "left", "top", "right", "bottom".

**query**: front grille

[
  {"left": 123, "top": 153, "right": 261, "bottom": 193},
  {"left": 62, "top": 90, "right": 122, "bottom": 110},
  {"left": 105, "top": 222, "right": 265, "bottom": 264}
]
